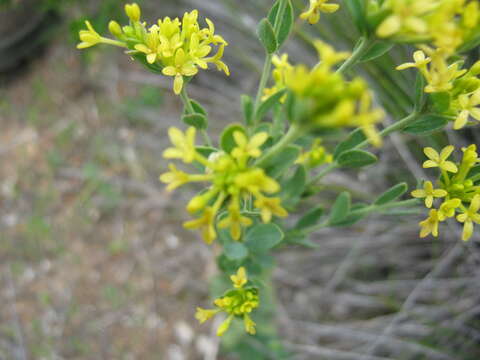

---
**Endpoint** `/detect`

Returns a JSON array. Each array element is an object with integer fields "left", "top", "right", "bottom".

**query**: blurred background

[{"left": 0, "top": 0, "right": 479, "bottom": 359}]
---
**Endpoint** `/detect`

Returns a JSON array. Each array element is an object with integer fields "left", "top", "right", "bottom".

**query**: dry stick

[
  {"left": 324, "top": 221, "right": 377, "bottom": 292},
  {"left": 361, "top": 242, "right": 465, "bottom": 358},
  {"left": 6, "top": 266, "right": 28, "bottom": 360},
  {"left": 285, "top": 342, "right": 391, "bottom": 360},
  {"left": 295, "top": 321, "right": 453, "bottom": 360}
]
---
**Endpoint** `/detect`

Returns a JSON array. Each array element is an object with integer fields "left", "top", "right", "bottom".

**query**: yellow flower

[
  {"left": 77, "top": 21, "right": 103, "bottom": 49},
  {"left": 162, "top": 49, "right": 199, "bottom": 94},
  {"left": 196, "top": 267, "right": 259, "bottom": 337},
  {"left": 231, "top": 131, "right": 268, "bottom": 160},
  {"left": 438, "top": 198, "right": 461, "bottom": 220},
  {"left": 419, "top": 209, "right": 441, "bottom": 238},
  {"left": 230, "top": 267, "right": 247, "bottom": 289},
  {"left": 454, "top": 89, "right": 480, "bottom": 129},
  {"left": 235, "top": 169, "right": 280, "bottom": 195},
  {"left": 243, "top": 314, "right": 257, "bottom": 335},
  {"left": 217, "top": 200, "right": 253, "bottom": 240},
  {"left": 353, "top": 91, "right": 384, "bottom": 147},
  {"left": 125, "top": 3, "right": 141, "bottom": 22},
  {"left": 254, "top": 196, "right": 288, "bottom": 223},
  {"left": 195, "top": 308, "right": 219, "bottom": 323},
  {"left": 296, "top": 139, "right": 333, "bottom": 167},
  {"left": 313, "top": 40, "right": 349, "bottom": 70},
  {"left": 183, "top": 207, "right": 217, "bottom": 244},
  {"left": 300, "top": 0, "right": 340, "bottom": 25},
  {"left": 411, "top": 180, "right": 447, "bottom": 208},
  {"left": 456, "top": 194, "right": 480, "bottom": 241},
  {"left": 396, "top": 50, "right": 431, "bottom": 71},
  {"left": 163, "top": 127, "right": 198, "bottom": 163},
  {"left": 134, "top": 26, "right": 161, "bottom": 64},
  {"left": 423, "top": 146, "right": 458, "bottom": 173},
  {"left": 159, "top": 164, "right": 191, "bottom": 191},
  {"left": 216, "top": 315, "right": 234, "bottom": 337},
  {"left": 376, "top": 0, "right": 436, "bottom": 38}
]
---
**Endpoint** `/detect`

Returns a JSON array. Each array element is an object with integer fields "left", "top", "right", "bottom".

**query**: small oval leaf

[
  {"left": 329, "top": 192, "right": 351, "bottom": 225},
  {"left": 402, "top": 114, "right": 449, "bottom": 135},
  {"left": 182, "top": 113, "right": 208, "bottom": 130},
  {"left": 257, "top": 18, "right": 278, "bottom": 54},
  {"left": 338, "top": 149, "right": 378, "bottom": 168},
  {"left": 245, "top": 223, "right": 284, "bottom": 253},
  {"left": 374, "top": 182, "right": 408, "bottom": 205}
]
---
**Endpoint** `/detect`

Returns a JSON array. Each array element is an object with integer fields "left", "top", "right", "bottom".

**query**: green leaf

[
  {"left": 284, "top": 234, "right": 319, "bottom": 248},
  {"left": 220, "top": 124, "right": 245, "bottom": 154},
  {"left": 182, "top": 113, "right": 208, "bottom": 130},
  {"left": 333, "top": 128, "right": 366, "bottom": 159},
  {"left": 255, "top": 89, "right": 286, "bottom": 120},
  {"left": 264, "top": 145, "right": 301, "bottom": 178},
  {"left": 468, "top": 165, "right": 480, "bottom": 180},
  {"left": 190, "top": 100, "right": 208, "bottom": 116},
  {"left": 374, "top": 182, "right": 408, "bottom": 205},
  {"left": 333, "top": 203, "right": 368, "bottom": 227},
  {"left": 281, "top": 165, "right": 307, "bottom": 207},
  {"left": 344, "top": 0, "right": 367, "bottom": 33},
  {"left": 431, "top": 92, "right": 451, "bottom": 113},
  {"left": 359, "top": 41, "right": 393, "bottom": 62},
  {"left": 403, "top": 114, "right": 449, "bottom": 135},
  {"left": 257, "top": 18, "right": 278, "bottom": 54},
  {"left": 337, "top": 149, "right": 378, "bottom": 168},
  {"left": 329, "top": 192, "right": 351, "bottom": 225},
  {"left": 241, "top": 94, "right": 254, "bottom": 126},
  {"left": 295, "top": 206, "right": 324, "bottom": 229},
  {"left": 414, "top": 72, "right": 426, "bottom": 111},
  {"left": 245, "top": 223, "right": 284, "bottom": 253},
  {"left": 224, "top": 242, "right": 249, "bottom": 261},
  {"left": 267, "top": 0, "right": 294, "bottom": 48}
]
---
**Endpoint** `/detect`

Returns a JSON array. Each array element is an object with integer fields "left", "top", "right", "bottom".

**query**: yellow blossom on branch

[
  {"left": 457, "top": 194, "right": 480, "bottom": 241},
  {"left": 77, "top": 4, "right": 229, "bottom": 95},
  {"left": 422, "top": 146, "right": 458, "bottom": 173},
  {"left": 411, "top": 181, "right": 447, "bottom": 208},
  {"left": 196, "top": 267, "right": 260, "bottom": 336},
  {"left": 300, "top": 0, "right": 340, "bottom": 25}
]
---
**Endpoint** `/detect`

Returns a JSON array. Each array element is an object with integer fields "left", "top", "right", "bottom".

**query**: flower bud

[
  {"left": 108, "top": 20, "right": 122, "bottom": 37},
  {"left": 125, "top": 3, "right": 141, "bottom": 22}
]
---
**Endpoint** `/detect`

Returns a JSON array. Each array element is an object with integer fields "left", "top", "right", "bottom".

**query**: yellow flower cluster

[
  {"left": 196, "top": 267, "right": 259, "bottom": 336},
  {"left": 160, "top": 127, "right": 288, "bottom": 243},
  {"left": 413, "top": 145, "right": 480, "bottom": 241},
  {"left": 296, "top": 139, "right": 333, "bottom": 168},
  {"left": 300, "top": 0, "right": 340, "bottom": 25},
  {"left": 390, "top": 0, "right": 480, "bottom": 130},
  {"left": 77, "top": 3, "right": 229, "bottom": 95},
  {"left": 377, "top": 0, "right": 480, "bottom": 51},
  {"left": 265, "top": 41, "right": 384, "bottom": 147}
]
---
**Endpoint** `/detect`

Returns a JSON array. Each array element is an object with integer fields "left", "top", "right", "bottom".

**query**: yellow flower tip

[
  {"left": 195, "top": 307, "right": 218, "bottom": 324},
  {"left": 125, "top": 3, "right": 141, "bottom": 22},
  {"left": 216, "top": 315, "right": 233, "bottom": 337},
  {"left": 300, "top": 0, "right": 339, "bottom": 24},
  {"left": 108, "top": 20, "right": 123, "bottom": 37},
  {"left": 230, "top": 267, "right": 248, "bottom": 289},
  {"left": 244, "top": 314, "right": 256, "bottom": 335}
]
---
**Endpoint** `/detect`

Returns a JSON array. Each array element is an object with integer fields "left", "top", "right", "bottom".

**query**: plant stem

[
  {"left": 309, "top": 112, "right": 421, "bottom": 185},
  {"left": 180, "top": 86, "right": 213, "bottom": 147},
  {"left": 252, "top": 0, "right": 288, "bottom": 130},
  {"left": 301, "top": 198, "right": 420, "bottom": 235},
  {"left": 336, "top": 36, "right": 371, "bottom": 74},
  {"left": 256, "top": 124, "right": 302, "bottom": 167}
]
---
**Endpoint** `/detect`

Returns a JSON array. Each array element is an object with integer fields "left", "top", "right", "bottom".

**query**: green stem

[
  {"left": 253, "top": 53, "right": 273, "bottom": 127},
  {"left": 180, "top": 86, "right": 213, "bottom": 147},
  {"left": 252, "top": 0, "right": 288, "bottom": 130},
  {"left": 301, "top": 198, "right": 420, "bottom": 235},
  {"left": 309, "top": 112, "right": 420, "bottom": 186},
  {"left": 336, "top": 36, "right": 371, "bottom": 74},
  {"left": 256, "top": 124, "right": 302, "bottom": 167}
]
